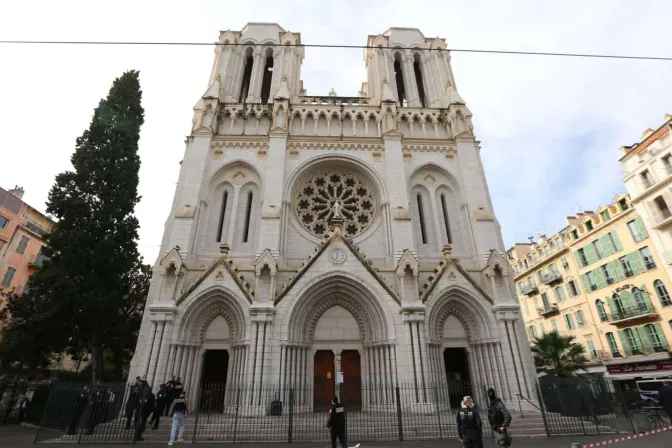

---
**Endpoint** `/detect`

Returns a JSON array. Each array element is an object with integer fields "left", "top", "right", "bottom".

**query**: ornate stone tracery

[{"left": 294, "top": 170, "right": 376, "bottom": 238}]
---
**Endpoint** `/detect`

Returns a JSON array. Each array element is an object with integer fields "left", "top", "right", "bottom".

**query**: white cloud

[{"left": 1, "top": 0, "right": 671, "bottom": 260}]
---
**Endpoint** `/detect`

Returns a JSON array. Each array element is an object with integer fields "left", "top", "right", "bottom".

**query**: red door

[
  {"left": 341, "top": 350, "right": 362, "bottom": 411},
  {"left": 313, "top": 350, "right": 335, "bottom": 411}
]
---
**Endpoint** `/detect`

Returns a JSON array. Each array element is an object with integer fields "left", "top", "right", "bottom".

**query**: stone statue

[
  {"left": 332, "top": 200, "right": 343, "bottom": 219},
  {"left": 329, "top": 88, "right": 337, "bottom": 97}
]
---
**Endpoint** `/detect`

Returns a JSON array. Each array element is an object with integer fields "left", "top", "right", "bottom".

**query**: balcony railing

[
  {"left": 650, "top": 207, "right": 672, "bottom": 227},
  {"left": 29, "top": 253, "right": 49, "bottom": 269},
  {"left": 520, "top": 283, "right": 539, "bottom": 296},
  {"left": 622, "top": 343, "right": 669, "bottom": 357},
  {"left": 541, "top": 270, "right": 563, "bottom": 285},
  {"left": 607, "top": 304, "right": 658, "bottom": 324},
  {"left": 297, "top": 96, "right": 371, "bottom": 106},
  {"left": 20, "top": 216, "right": 50, "bottom": 238},
  {"left": 538, "top": 304, "right": 560, "bottom": 317}
]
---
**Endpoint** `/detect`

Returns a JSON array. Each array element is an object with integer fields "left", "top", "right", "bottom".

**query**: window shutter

[
  {"left": 565, "top": 283, "right": 573, "bottom": 298},
  {"left": 637, "top": 326, "right": 653, "bottom": 353},
  {"left": 593, "top": 268, "right": 607, "bottom": 289},
  {"left": 596, "top": 236, "right": 610, "bottom": 257},
  {"left": 652, "top": 322, "right": 668, "bottom": 349},
  {"left": 585, "top": 244, "right": 598, "bottom": 264},
  {"left": 574, "top": 250, "right": 584, "bottom": 268},
  {"left": 628, "top": 252, "right": 645, "bottom": 275},
  {"left": 606, "top": 296, "right": 617, "bottom": 314},
  {"left": 640, "top": 285, "right": 654, "bottom": 308},
  {"left": 611, "top": 231, "right": 623, "bottom": 251},
  {"left": 617, "top": 330, "right": 629, "bottom": 353},
  {"left": 580, "top": 274, "right": 591, "bottom": 292},
  {"left": 620, "top": 290, "right": 635, "bottom": 310},
  {"left": 634, "top": 217, "right": 648, "bottom": 240}
]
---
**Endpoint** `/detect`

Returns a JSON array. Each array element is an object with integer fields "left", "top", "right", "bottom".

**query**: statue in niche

[{"left": 332, "top": 199, "right": 343, "bottom": 219}]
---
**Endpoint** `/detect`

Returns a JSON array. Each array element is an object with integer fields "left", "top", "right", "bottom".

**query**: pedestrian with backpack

[{"left": 487, "top": 388, "right": 512, "bottom": 447}]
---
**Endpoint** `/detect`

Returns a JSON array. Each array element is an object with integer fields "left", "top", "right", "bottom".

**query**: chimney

[{"left": 8, "top": 185, "right": 24, "bottom": 200}]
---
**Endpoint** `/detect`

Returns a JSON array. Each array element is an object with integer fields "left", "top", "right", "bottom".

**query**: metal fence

[
  {"left": 1, "top": 381, "right": 52, "bottom": 426},
  {"left": 32, "top": 377, "right": 670, "bottom": 444}
]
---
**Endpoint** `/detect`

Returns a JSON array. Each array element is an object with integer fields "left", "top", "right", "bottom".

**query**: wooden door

[
  {"left": 341, "top": 350, "right": 362, "bottom": 411},
  {"left": 313, "top": 350, "right": 335, "bottom": 411}
]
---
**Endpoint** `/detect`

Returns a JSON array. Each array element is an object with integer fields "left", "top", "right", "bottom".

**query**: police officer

[
  {"left": 125, "top": 377, "right": 141, "bottom": 429},
  {"left": 133, "top": 385, "right": 155, "bottom": 442},
  {"left": 456, "top": 395, "right": 483, "bottom": 448},
  {"left": 487, "top": 388, "right": 512, "bottom": 447},
  {"left": 84, "top": 381, "right": 107, "bottom": 435},
  {"left": 151, "top": 384, "right": 168, "bottom": 429},
  {"left": 164, "top": 376, "right": 178, "bottom": 416},
  {"left": 326, "top": 395, "right": 347, "bottom": 448}
]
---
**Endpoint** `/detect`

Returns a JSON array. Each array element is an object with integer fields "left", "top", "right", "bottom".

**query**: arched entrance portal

[{"left": 284, "top": 275, "right": 394, "bottom": 412}]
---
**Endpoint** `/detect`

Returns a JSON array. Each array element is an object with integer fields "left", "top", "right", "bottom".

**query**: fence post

[
  {"left": 434, "top": 385, "right": 442, "bottom": 440},
  {"left": 287, "top": 388, "right": 294, "bottom": 443},
  {"left": 395, "top": 386, "right": 403, "bottom": 442},
  {"left": 191, "top": 382, "right": 205, "bottom": 443},
  {"left": 233, "top": 387, "right": 241, "bottom": 444},
  {"left": 535, "top": 382, "right": 551, "bottom": 438}
]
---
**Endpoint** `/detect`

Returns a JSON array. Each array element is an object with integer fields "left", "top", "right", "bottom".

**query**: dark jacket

[
  {"left": 487, "top": 398, "right": 512, "bottom": 430},
  {"left": 659, "top": 385, "right": 672, "bottom": 415},
  {"left": 327, "top": 401, "right": 345, "bottom": 432},
  {"left": 456, "top": 407, "right": 483, "bottom": 439}
]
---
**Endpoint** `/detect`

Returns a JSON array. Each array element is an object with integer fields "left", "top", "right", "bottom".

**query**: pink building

[{"left": 0, "top": 186, "right": 54, "bottom": 300}]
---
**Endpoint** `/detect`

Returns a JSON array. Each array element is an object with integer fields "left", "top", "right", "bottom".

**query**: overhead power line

[{"left": 0, "top": 40, "right": 671, "bottom": 62}]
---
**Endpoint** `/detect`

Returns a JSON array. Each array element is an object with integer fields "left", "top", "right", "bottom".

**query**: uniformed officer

[
  {"left": 84, "top": 381, "right": 107, "bottom": 435},
  {"left": 67, "top": 385, "right": 89, "bottom": 435},
  {"left": 151, "top": 384, "right": 168, "bottom": 429},
  {"left": 326, "top": 395, "right": 347, "bottom": 448},
  {"left": 487, "top": 388, "right": 512, "bottom": 447},
  {"left": 456, "top": 395, "right": 483, "bottom": 448}
]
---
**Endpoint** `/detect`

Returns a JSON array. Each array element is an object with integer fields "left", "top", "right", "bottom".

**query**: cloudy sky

[{"left": 2, "top": 0, "right": 672, "bottom": 263}]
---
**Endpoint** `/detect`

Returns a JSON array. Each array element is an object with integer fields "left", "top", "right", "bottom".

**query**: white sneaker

[
  {"left": 168, "top": 443, "right": 173, "bottom": 446},
  {"left": 177, "top": 439, "right": 184, "bottom": 443}
]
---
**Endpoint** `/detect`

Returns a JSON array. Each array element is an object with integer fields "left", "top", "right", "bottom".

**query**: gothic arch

[
  {"left": 284, "top": 273, "right": 395, "bottom": 344},
  {"left": 408, "top": 162, "right": 462, "bottom": 195},
  {"left": 177, "top": 286, "right": 249, "bottom": 344},
  {"left": 206, "top": 159, "right": 264, "bottom": 194},
  {"left": 426, "top": 285, "right": 496, "bottom": 342}
]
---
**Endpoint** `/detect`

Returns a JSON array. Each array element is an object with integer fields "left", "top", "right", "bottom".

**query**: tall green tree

[
  {"left": 43, "top": 70, "right": 146, "bottom": 383},
  {"left": 531, "top": 331, "right": 588, "bottom": 377}
]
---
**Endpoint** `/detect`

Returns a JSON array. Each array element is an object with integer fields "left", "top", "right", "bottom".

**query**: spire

[{"left": 274, "top": 76, "right": 290, "bottom": 100}]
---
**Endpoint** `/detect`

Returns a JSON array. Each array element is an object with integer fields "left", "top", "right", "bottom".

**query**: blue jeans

[{"left": 170, "top": 412, "right": 186, "bottom": 443}]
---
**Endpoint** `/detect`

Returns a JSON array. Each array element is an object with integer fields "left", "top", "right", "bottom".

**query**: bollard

[{"left": 571, "top": 443, "right": 581, "bottom": 448}]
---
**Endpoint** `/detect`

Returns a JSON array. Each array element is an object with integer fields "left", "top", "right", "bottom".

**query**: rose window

[{"left": 294, "top": 171, "right": 376, "bottom": 238}]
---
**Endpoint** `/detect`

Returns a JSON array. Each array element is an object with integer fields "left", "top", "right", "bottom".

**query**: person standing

[
  {"left": 84, "top": 381, "right": 106, "bottom": 435},
  {"left": 457, "top": 395, "right": 483, "bottom": 448},
  {"left": 133, "top": 385, "right": 155, "bottom": 442},
  {"left": 125, "top": 377, "right": 141, "bottom": 430},
  {"left": 659, "top": 381, "right": 672, "bottom": 420},
  {"left": 327, "top": 395, "right": 347, "bottom": 448},
  {"left": 487, "top": 388, "right": 512, "bottom": 447},
  {"left": 168, "top": 390, "right": 189, "bottom": 446},
  {"left": 151, "top": 384, "right": 168, "bottom": 430},
  {"left": 164, "top": 376, "right": 178, "bottom": 416}
]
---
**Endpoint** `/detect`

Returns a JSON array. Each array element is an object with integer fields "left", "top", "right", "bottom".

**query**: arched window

[
  {"left": 239, "top": 48, "right": 254, "bottom": 103},
  {"left": 393, "top": 52, "right": 407, "bottom": 107},
  {"left": 417, "top": 193, "right": 427, "bottom": 244},
  {"left": 632, "top": 287, "right": 648, "bottom": 311},
  {"left": 595, "top": 299, "right": 607, "bottom": 322},
  {"left": 216, "top": 190, "right": 229, "bottom": 243},
  {"left": 260, "top": 49, "right": 274, "bottom": 104},
  {"left": 643, "top": 324, "right": 666, "bottom": 352},
  {"left": 523, "top": 259, "right": 528, "bottom": 269},
  {"left": 605, "top": 332, "right": 620, "bottom": 356},
  {"left": 612, "top": 293, "right": 625, "bottom": 318},
  {"left": 413, "top": 53, "right": 427, "bottom": 107},
  {"left": 654, "top": 279, "right": 671, "bottom": 306},
  {"left": 440, "top": 193, "right": 452, "bottom": 244},
  {"left": 243, "top": 190, "right": 253, "bottom": 243}
]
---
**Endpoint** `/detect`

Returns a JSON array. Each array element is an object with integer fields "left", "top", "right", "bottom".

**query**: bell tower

[{"left": 208, "top": 23, "right": 304, "bottom": 104}]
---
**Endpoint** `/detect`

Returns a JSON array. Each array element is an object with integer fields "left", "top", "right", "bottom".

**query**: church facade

[{"left": 129, "top": 23, "right": 537, "bottom": 412}]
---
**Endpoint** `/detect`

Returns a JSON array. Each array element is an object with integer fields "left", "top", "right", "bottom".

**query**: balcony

[
  {"left": 650, "top": 207, "right": 672, "bottom": 229},
  {"left": 520, "top": 282, "right": 539, "bottom": 296},
  {"left": 622, "top": 343, "right": 669, "bottom": 357},
  {"left": 607, "top": 304, "right": 658, "bottom": 325},
  {"left": 29, "top": 253, "right": 49, "bottom": 269},
  {"left": 541, "top": 270, "right": 563, "bottom": 285},
  {"left": 20, "top": 216, "right": 50, "bottom": 238},
  {"left": 538, "top": 304, "right": 560, "bottom": 317}
]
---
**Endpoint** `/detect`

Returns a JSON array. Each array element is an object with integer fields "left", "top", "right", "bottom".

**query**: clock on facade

[{"left": 329, "top": 248, "right": 347, "bottom": 264}]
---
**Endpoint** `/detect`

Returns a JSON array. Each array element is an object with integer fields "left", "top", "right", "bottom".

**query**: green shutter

[
  {"left": 637, "top": 327, "right": 653, "bottom": 353},
  {"left": 611, "top": 231, "right": 623, "bottom": 251},
  {"left": 574, "top": 250, "right": 584, "bottom": 267},
  {"left": 640, "top": 285, "right": 654, "bottom": 309},
  {"left": 565, "top": 283, "right": 573, "bottom": 298},
  {"left": 606, "top": 296, "right": 616, "bottom": 314},
  {"left": 628, "top": 252, "right": 645, "bottom": 275},
  {"left": 617, "top": 330, "right": 629, "bottom": 354},
  {"left": 620, "top": 290, "right": 635, "bottom": 310},
  {"left": 585, "top": 244, "right": 598, "bottom": 264},
  {"left": 652, "top": 322, "right": 668, "bottom": 349},
  {"left": 611, "top": 260, "right": 624, "bottom": 282},
  {"left": 598, "top": 236, "right": 612, "bottom": 257},
  {"left": 593, "top": 269, "right": 607, "bottom": 289},
  {"left": 581, "top": 274, "right": 591, "bottom": 292},
  {"left": 635, "top": 217, "right": 648, "bottom": 240}
]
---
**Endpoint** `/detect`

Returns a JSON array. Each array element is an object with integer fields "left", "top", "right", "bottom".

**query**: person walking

[
  {"left": 457, "top": 395, "right": 483, "bottom": 448},
  {"left": 133, "top": 385, "right": 155, "bottom": 442},
  {"left": 168, "top": 390, "right": 189, "bottom": 446},
  {"left": 151, "top": 384, "right": 168, "bottom": 429},
  {"left": 659, "top": 381, "right": 672, "bottom": 420},
  {"left": 67, "top": 385, "right": 89, "bottom": 435},
  {"left": 487, "top": 388, "right": 512, "bottom": 447},
  {"left": 327, "top": 395, "right": 347, "bottom": 448}
]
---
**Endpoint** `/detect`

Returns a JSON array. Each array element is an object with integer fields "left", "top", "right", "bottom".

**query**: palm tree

[{"left": 531, "top": 331, "right": 588, "bottom": 377}]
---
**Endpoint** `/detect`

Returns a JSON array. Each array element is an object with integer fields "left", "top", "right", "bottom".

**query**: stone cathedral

[{"left": 129, "top": 23, "right": 537, "bottom": 412}]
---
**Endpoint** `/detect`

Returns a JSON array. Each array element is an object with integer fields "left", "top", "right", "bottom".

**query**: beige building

[{"left": 508, "top": 194, "right": 672, "bottom": 383}]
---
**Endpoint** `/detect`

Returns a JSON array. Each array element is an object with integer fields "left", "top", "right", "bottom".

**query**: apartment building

[
  {"left": 508, "top": 194, "right": 672, "bottom": 383},
  {"left": 0, "top": 186, "right": 54, "bottom": 302}
]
